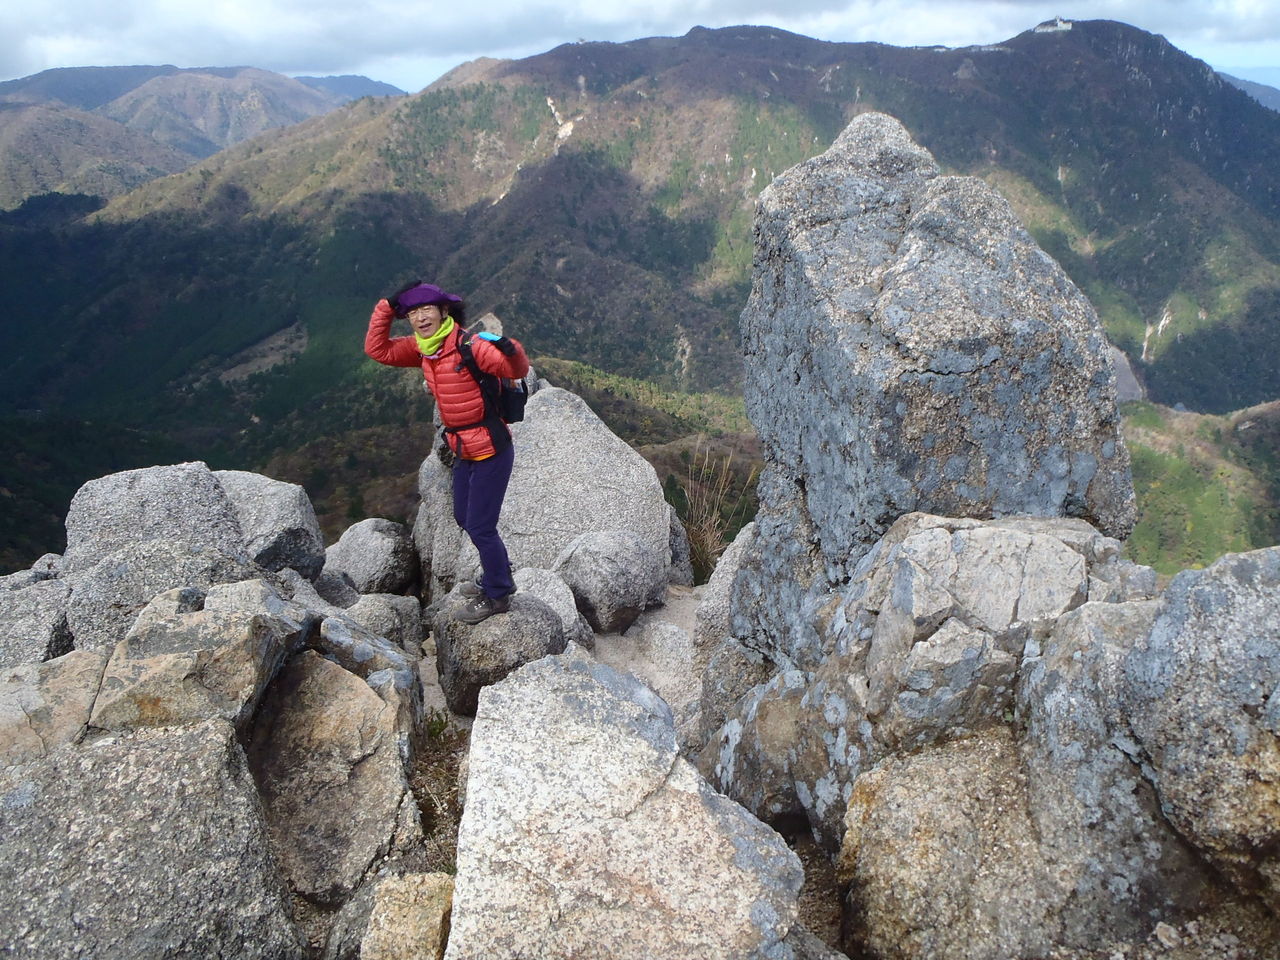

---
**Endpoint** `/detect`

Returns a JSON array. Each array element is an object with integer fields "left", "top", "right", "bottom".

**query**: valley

[{"left": 1, "top": 19, "right": 1278, "bottom": 577}]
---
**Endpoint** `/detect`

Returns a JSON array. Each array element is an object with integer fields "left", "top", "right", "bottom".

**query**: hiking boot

[
  {"left": 457, "top": 592, "right": 511, "bottom": 624},
  {"left": 458, "top": 578, "right": 483, "bottom": 598}
]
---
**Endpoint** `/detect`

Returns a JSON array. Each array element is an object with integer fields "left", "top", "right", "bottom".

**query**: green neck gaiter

[{"left": 414, "top": 316, "right": 456, "bottom": 357}]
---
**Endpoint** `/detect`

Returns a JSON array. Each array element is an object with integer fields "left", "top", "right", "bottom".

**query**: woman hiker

[{"left": 364, "top": 281, "right": 530, "bottom": 624}]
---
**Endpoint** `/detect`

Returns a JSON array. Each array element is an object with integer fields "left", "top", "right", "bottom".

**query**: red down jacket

[{"left": 364, "top": 299, "right": 530, "bottom": 460}]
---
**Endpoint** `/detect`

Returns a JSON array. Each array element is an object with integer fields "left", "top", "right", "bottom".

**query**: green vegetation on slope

[
  {"left": 0, "top": 417, "right": 195, "bottom": 571},
  {"left": 1122, "top": 400, "right": 1280, "bottom": 575}
]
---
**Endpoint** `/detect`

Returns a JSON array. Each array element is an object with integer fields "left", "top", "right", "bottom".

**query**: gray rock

[
  {"left": 696, "top": 636, "right": 778, "bottom": 752},
  {"left": 324, "top": 872, "right": 453, "bottom": 960},
  {"left": 837, "top": 730, "right": 1060, "bottom": 960},
  {"left": 204, "top": 577, "right": 319, "bottom": 635},
  {"left": 711, "top": 513, "right": 1126, "bottom": 850},
  {"left": 313, "top": 616, "right": 424, "bottom": 760},
  {"left": 0, "top": 579, "right": 72, "bottom": 668},
  {"left": 203, "top": 576, "right": 423, "bottom": 752},
  {"left": 512, "top": 566, "right": 595, "bottom": 649},
  {"left": 508, "top": 387, "right": 670, "bottom": 570},
  {"left": 1110, "top": 344, "right": 1145, "bottom": 403},
  {"left": 702, "top": 669, "right": 811, "bottom": 826},
  {"left": 315, "top": 569, "right": 362, "bottom": 608},
  {"left": 432, "top": 591, "right": 567, "bottom": 716},
  {"left": 276, "top": 567, "right": 351, "bottom": 619},
  {"left": 215, "top": 469, "right": 325, "bottom": 580},
  {"left": 347, "top": 593, "right": 425, "bottom": 657},
  {"left": 204, "top": 578, "right": 423, "bottom": 764},
  {"left": 129, "top": 585, "right": 207, "bottom": 628},
  {"left": 553, "top": 529, "right": 667, "bottom": 634},
  {"left": 33, "top": 553, "right": 61, "bottom": 575},
  {"left": 0, "top": 650, "right": 107, "bottom": 766},
  {"left": 0, "top": 720, "right": 304, "bottom": 958},
  {"left": 62, "top": 461, "right": 248, "bottom": 575},
  {"left": 325, "top": 518, "right": 419, "bottom": 595},
  {"left": 246, "top": 652, "right": 424, "bottom": 908},
  {"left": 445, "top": 654, "right": 803, "bottom": 959},
  {"left": 320, "top": 878, "right": 380, "bottom": 960},
  {"left": 785, "top": 926, "right": 851, "bottom": 960},
  {"left": 1121, "top": 547, "right": 1280, "bottom": 908},
  {"left": 0, "top": 570, "right": 39, "bottom": 591},
  {"left": 1018, "top": 600, "right": 1212, "bottom": 947},
  {"left": 737, "top": 111, "right": 1134, "bottom": 669},
  {"left": 88, "top": 606, "right": 303, "bottom": 736},
  {"left": 413, "top": 451, "right": 468, "bottom": 600},
  {"left": 593, "top": 613, "right": 700, "bottom": 719},
  {"left": 695, "top": 521, "right": 756, "bottom": 650},
  {"left": 0, "top": 554, "right": 60, "bottom": 591},
  {"left": 314, "top": 615, "right": 417, "bottom": 681},
  {"left": 668, "top": 504, "right": 694, "bottom": 586},
  {"left": 416, "top": 387, "right": 671, "bottom": 598},
  {"left": 63, "top": 540, "right": 263, "bottom": 651}
]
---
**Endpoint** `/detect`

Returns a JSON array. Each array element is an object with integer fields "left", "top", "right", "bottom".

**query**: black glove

[
  {"left": 386, "top": 279, "right": 421, "bottom": 318},
  {"left": 476, "top": 331, "right": 517, "bottom": 356}
]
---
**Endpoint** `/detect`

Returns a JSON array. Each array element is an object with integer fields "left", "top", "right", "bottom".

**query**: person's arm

[
  {"left": 364, "top": 299, "right": 422, "bottom": 367},
  {"left": 471, "top": 333, "right": 530, "bottom": 379}
]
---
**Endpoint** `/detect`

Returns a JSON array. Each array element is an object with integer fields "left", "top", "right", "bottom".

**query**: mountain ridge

[
  {"left": 0, "top": 65, "right": 402, "bottom": 208},
  {"left": 74, "top": 19, "right": 1280, "bottom": 412},
  {"left": 2, "top": 19, "right": 1279, "bottom": 572}
]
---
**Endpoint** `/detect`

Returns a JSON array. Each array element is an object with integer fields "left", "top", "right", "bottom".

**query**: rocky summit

[
  {"left": 1, "top": 107, "right": 1278, "bottom": 960},
  {"left": 737, "top": 111, "right": 1135, "bottom": 670}
]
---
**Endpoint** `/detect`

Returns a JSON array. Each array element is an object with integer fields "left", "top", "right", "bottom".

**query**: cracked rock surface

[
  {"left": 735, "top": 111, "right": 1134, "bottom": 670},
  {"left": 0, "top": 720, "right": 304, "bottom": 959},
  {"left": 246, "top": 650, "right": 424, "bottom": 908},
  {"left": 415, "top": 386, "right": 672, "bottom": 601},
  {"left": 445, "top": 652, "right": 803, "bottom": 960}
]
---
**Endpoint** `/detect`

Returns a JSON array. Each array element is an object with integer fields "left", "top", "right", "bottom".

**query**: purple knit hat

[{"left": 394, "top": 282, "right": 463, "bottom": 318}]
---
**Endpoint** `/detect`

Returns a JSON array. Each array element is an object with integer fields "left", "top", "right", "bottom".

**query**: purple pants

[{"left": 452, "top": 443, "right": 515, "bottom": 599}]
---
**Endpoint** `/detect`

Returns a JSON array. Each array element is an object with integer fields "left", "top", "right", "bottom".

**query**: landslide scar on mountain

[{"left": 214, "top": 323, "right": 309, "bottom": 384}]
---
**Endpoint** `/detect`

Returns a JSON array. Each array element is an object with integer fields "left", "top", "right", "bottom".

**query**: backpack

[{"left": 456, "top": 335, "right": 528, "bottom": 424}]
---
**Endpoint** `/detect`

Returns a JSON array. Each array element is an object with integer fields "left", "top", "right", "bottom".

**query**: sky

[{"left": 2, "top": 1, "right": 1278, "bottom": 94}]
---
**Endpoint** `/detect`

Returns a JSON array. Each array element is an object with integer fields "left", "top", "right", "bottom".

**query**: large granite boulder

[
  {"left": 0, "top": 579, "right": 72, "bottom": 668},
  {"left": 1017, "top": 600, "right": 1212, "bottom": 947},
  {"left": 88, "top": 602, "right": 304, "bottom": 736},
  {"left": 708, "top": 513, "right": 1156, "bottom": 849},
  {"left": 416, "top": 387, "right": 671, "bottom": 599},
  {"left": 837, "top": 730, "right": 1061, "bottom": 960},
  {"left": 246, "top": 651, "right": 424, "bottom": 908},
  {"left": 0, "top": 650, "right": 107, "bottom": 766},
  {"left": 445, "top": 654, "right": 804, "bottom": 959},
  {"left": 0, "top": 720, "right": 304, "bottom": 958},
  {"left": 553, "top": 529, "right": 667, "bottom": 634},
  {"left": 215, "top": 469, "right": 326, "bottom": 580},
  {"left": 346, "top": 593, "right": 426, "bottom": 657},
  {"left": 432, "top": 591, "right": 567, "bottom": 716},
  {"left": 736, "top": 111, "right": 1134, "bottom": 668},
  {"left": 511, "top": 566, "right": 595, "bottom": 649},
  {"left": 61, "top": 462, "right": 248, "bottom": 575},
  {"left": 63, "top": 539, "right": 263, "bottom": 651},
  {"left": 1122, "top": 547, "right": 1280, "bottom": 908},
  {"left": 325, "top": 518, "right": 419, "bottom": 595}
]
